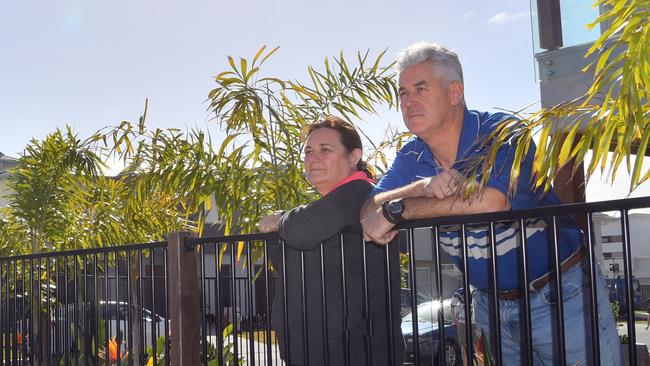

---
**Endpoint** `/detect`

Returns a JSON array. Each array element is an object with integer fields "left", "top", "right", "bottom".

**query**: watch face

[{"left": 389, "top": 200, "right": 404, "bottom": 216}]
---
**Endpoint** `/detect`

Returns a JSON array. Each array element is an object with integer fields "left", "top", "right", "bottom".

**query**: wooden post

[
  {"left": 168, "top": 232, "right": 201, "bottom": 366},
  {"left": 553, "top": 149, "right": 587, "bottom": 232}
]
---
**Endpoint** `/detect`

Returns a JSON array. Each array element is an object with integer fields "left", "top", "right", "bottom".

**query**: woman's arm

[{"left": 278, "top": 180, "right": 371, "bottom": 251}]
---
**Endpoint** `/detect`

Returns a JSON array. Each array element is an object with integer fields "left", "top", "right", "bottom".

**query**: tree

[
  {"left": 464, "top": 0, "right": 650, "bottom": 196},
  {"left": 205, "top": 46, "right": 400, "bottom": 234}
]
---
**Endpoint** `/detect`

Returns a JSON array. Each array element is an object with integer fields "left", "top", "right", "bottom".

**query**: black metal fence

[{"left": 2, "top": 196, "right": 650, "bottom": 365}]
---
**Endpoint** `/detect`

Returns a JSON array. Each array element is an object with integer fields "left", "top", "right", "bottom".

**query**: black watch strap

[{"left": 382, "top": 199, "right": 405, "bottom": 224}]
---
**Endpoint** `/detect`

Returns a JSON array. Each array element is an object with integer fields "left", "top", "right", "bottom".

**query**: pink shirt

[{"left": 324, "top": 171, "right": 375, "bottom": 196}]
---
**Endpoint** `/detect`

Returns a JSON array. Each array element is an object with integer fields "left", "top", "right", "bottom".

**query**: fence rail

[{"left": 2, "top": 196, "right": 650, "bottom": 365}]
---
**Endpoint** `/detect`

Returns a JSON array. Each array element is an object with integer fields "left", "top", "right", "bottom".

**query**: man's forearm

[
  {"left": 360, "top": 180, "right": 426, "bottom": 218},
  {"left": 402, "top": 187, "right": 510, "bottom": 220}
]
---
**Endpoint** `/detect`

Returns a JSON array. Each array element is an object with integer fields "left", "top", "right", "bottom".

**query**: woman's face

[{"left": 303, "top": 127, "right": 361, "bottom": 194}]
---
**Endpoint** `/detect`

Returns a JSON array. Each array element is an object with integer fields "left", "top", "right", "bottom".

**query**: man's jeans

[{"left": 473, "top": 262, "right": 621, "bottom": 365}]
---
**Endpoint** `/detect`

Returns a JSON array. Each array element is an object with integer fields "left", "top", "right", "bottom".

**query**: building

[
  {"left": 0, "top": 152, "right": 18, "bottom": 208},
  {"left": 593, "top": 212, "right": 650, "bottom": 285}
]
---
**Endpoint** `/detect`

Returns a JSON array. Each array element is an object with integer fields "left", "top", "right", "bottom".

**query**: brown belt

[{"left": 497, "top": 245, "right": 588, "bottom": 301}]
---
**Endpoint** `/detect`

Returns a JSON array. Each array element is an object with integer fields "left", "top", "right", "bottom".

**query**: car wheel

[{"left": 443, "top": 339, "right": 461, "bottom": 366}]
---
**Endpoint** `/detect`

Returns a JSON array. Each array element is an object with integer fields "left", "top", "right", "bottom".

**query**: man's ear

[{"left": 449, "top": 81, "right": 464, "bottom": 106}]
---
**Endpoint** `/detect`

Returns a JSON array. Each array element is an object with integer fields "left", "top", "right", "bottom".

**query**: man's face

[{"left": 398, "top": 61, "right": 455, "bottom": 140}]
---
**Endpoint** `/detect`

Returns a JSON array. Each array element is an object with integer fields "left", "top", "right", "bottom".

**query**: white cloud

[
  {"left": 463, "top": 11, "right": 475, "bottom": 20},
  {"left": 488, "top": 11, "right": 528, "bottom": 24}
]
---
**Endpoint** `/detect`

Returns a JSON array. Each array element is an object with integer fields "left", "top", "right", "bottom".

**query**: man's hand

[
  {"left": 421, "top": 169, "right": 463, "bottom": 199},
  {"left": 361, "top": 206, "right": 398, "bottom": 245},
  {"left": 258, "top": 211, "right": 284, "bottom": 233}
]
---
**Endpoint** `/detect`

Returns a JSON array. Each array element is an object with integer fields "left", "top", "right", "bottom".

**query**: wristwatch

[{"left": 381, "top": 199, "right": 405, "bottom": 224}]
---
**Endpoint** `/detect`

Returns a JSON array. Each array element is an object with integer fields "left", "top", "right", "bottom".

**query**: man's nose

[{"left": 402, "top": 95, "right": 417, "bottom": 108}]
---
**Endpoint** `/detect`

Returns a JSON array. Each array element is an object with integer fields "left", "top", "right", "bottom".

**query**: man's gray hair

[{"left": 396, "top": 42, "right": 464, "bottom": 84}]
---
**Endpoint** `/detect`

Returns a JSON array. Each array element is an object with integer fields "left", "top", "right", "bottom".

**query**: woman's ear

[{"left": 350, "top": 148, "right": 363, "bottom": 168}]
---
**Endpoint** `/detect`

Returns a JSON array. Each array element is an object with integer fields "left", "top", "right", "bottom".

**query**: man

[{"left": 360, "top": 42, "right": 621, "bottom": 365}]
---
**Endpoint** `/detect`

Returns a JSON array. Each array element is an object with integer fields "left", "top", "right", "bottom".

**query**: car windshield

[{"left": 402, "top": 300, "right": 453, "bottom": 325}]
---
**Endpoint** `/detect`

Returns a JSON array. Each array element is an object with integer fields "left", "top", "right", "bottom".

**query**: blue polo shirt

[{"left": 372, "top": 108, "right": 583, "bottom": 290}]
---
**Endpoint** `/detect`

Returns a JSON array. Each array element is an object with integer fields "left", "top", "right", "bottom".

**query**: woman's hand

[{"left": 258, "top": 211, "right": 284, "bottom": 233}]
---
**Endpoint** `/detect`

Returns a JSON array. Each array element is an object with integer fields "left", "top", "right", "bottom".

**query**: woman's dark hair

[{"left": 303, "top": 115, "right": 374, "bottom": 179}]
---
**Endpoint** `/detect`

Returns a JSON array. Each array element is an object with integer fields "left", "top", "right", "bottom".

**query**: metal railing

[
  {"left": 1, "top": 196, "right": 650, "bottom": 365},
  {"left": 0, "top": 242, "right": 169, "bottom": 365}
]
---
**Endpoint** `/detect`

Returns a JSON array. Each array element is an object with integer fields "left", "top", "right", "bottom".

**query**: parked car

[
  {"left": 401, "top": 299, "right": 461, "bottom": 366},
  {"left": 401, "top": 288, "right": 432, "bottom": 317},
  {"left": 606, "top": 276, "right": 642, "bottom": 315}
]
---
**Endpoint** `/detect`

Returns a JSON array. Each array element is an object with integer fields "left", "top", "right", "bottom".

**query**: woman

[{"left": 259, "top": 116, "right": 403, "bottom": 366}]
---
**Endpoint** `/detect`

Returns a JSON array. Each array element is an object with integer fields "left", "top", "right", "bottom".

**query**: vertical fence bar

[
  {"left": 116, "top": 252, "right": 121, "bottom": 366},
  {"left": 229, "top": 241, "right": 240, "bottom": 365},
  {"left": 3, "top": 261, "right": 8, "bottom": 364},
  {"left": 22, "top": 259, "right": 27, "bottom": 363},
  {"left": 460, "top": 224, "right": 473, "bottom": 365},
  {"left": 150, "top": 249, "right": 157, "bottom": 364},
  {"left": 319, "top": 243, "right": 330, "bottom": 366},
  {"left": 138, "top": 250, "right": 145, "bottom": 363},
  {"left": 64, "top": 256, "right": 69, "bottom": 365},
  {"left": 245, "top": 241, "right": 256, "bottom": 366},
  {"left": 104, "top": 252, "right": 110, "bottom": 365},
  {"left": 2, "top": 260, "right": 6, "bottom": 365},
  {"left": 300, "top": 251, "right": 310, "bottom": 366},
  {"left": 94, "top": 253, "right": 99, "bottom": 364},
  {"left": 361, "top": 239, "right": 372, "bottom": 366},
  {"left": 263, "top": 241, "right": 272, "bottom": 366},
  {"left": 83, "top": 254, "right": 89, "bottom": 365},
  {"left": 46, "top": 257, "right": 52, "bottom": 364},
  {"left": 585, "top": 212, "right": 601, "bottom": 366},
  {"left": 281, "top": 241, "right": 291, "bottom": 364},
  {"left": 519, "top": 218, "right": 533, "bottom": 365},
  {"left": 126, "top": 252, "right": 133, "bottom": 366},
  {"left": 384, "top": 244, "right": 395, "bottom": 366},
  {"left": 163, "top": 248, "right": 170, "bottom": 366},
  {"left": 620, "top": 209, "right": 637, "bottom": 366},
  {"left": 339, "top": 235, "right": 349, "bottom": 366},
  {"left": 488, "top": 221, "right": 502, "bottom": 366},
  {"left": 36, "top": 258, "right": 41, "bottom": 365},
  {"left": 550, "top": 216, "right": 566, "bottom": 365},
  {"left": 432, "top": 226, "right": 445, "bottom": 366},
  {"left": 406, "top": 228, "right": 420, "bottom": 366},
  {"left": 200, "top": 245, "right": 208, "bottom": 365},
  {"left": 12, "top": 260, "right": 18, "bottom": 365},
  {"left": 215, "top": 243, "right": 224, "bottom": 365},
  {"left": 73, "top": 255, "right": 79, "bottom": 366},
  {"left": 53, "top": 256, "right": 59, "bottom": 361}
]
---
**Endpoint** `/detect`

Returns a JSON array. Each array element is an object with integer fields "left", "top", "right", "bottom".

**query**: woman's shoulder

[{"left": 330, "top": 178, "right": 374, "bottom": 198}]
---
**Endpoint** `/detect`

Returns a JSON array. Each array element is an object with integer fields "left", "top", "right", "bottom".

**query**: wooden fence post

[{"left": 168, "top": 231, "right": 201, "bottom": 365}]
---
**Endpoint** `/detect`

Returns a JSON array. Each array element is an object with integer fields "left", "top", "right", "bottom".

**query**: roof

[{"left": 0, "top": 152, "right": 18, "bottom": 173}]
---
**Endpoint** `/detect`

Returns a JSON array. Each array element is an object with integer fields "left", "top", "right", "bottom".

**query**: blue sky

[
  {"left": 0, "top": 0, "right": 539, "bottom": 153},
  {"left": 1, "top": 0, "right": 646, "bottom": 201}
]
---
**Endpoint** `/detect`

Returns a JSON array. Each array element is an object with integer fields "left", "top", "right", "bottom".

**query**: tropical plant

[
  {"left": 206, "top": 46, "right": 400, "bottom": 234},
  {"left": 463, "top": 0, "right": 650, "bottom": 196},
  {"left": 99, "top": 336, "right": 129, "bottom": 365}
]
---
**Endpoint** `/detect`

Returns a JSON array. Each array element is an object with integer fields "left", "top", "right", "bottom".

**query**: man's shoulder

[
  {"left": 397, "top": 136, "right": 426, "bottom": 155},
  {"left": 472, "top": 110, "right": 518, "bottom": 132}
]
